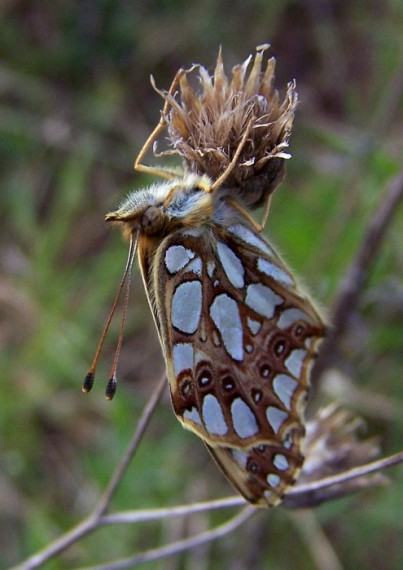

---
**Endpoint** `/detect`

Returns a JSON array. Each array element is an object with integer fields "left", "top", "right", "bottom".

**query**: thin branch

[
  {"left": 9, "top": 519, "right": 96, "bottom": 570},
  {"left": 72, "top": 448, "right": 403, "bottom": 569},
  {"left": 10, "top": 374, "right": 167, "bottom": 570},
  {"left": 312, "top": 170, "right": 403, "bottom": 382},
  {"left": 100, "top": 496, "right": 246, "bottom": 525},
  {"left": 93, "top": 372, "right": 167, "bottom": 518},
  {"left": 330, "top": 170, "right": 403, "bottom": 335},
  {"left": 290, "top": 509, "right": 344, "bottom": 570},
  {"left": 284, "top": 450, "right": 403, "bottom": 509},
  {"left": 84, "top": 449, "right": 403, "bottom": 527},
  {"left": 367, "top": 50, "right": 403, "bottom": 140},
  {"left": 10, "top": 413, "right": 403, "bottom": 569},
  {"left": 79, "top": 506, "right": 256, "bottom": 570}
]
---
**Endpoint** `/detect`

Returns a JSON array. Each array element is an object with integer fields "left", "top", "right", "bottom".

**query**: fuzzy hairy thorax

[{"left": 105, "top": 172, "right": 247, "bottom": 240}]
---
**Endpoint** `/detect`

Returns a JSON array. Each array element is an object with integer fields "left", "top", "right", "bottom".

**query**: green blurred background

[{"left": 1, "top": 1, "right": 403, "bottom": 568}]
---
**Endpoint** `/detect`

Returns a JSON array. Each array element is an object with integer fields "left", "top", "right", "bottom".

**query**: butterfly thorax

[{"left": 105, "top": 172, "right": 249, "bottom": 242}]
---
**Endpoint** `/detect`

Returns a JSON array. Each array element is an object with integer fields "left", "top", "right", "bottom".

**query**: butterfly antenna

[
  {"left": 82, "top": 232, "right": 138, "bottom": 395},
  {"left": 105, "top": 231, "right": 137, "bottom": 400}
]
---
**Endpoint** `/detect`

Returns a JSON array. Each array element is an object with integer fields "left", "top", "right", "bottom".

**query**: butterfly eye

[{"left": 141, "top": 206, "right": 165, "bottom": 235}]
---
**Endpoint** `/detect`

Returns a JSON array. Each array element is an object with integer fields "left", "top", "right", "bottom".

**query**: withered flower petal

[
  {"left": 302, "top": 404, "right": 381, "bottom": 481},
  {"left": 283, "top": 405, "right": 387, "bottom": 508},
  {"left": 154, "top": 45, "right": 298, "bottom": 210}
]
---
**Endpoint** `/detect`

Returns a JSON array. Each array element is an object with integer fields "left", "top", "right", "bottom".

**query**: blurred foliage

[{"left": 1, "top": 1, "right": 403, "bottom": 568}]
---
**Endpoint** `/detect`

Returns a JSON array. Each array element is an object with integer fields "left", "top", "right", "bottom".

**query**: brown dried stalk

[
  {"left": 11, "top": 438, "right": 403, "bottom": 569},
  {"left": 10, "top": 374, "right": 167, "bottom": 570},
  {"left": 312, "top": 169, "right": 403, "bottom": 383}
]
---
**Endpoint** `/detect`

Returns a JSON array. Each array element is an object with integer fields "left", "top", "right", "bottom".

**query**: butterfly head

[{"left": 105, "top": 172, "right": 217, "bottom": 239}]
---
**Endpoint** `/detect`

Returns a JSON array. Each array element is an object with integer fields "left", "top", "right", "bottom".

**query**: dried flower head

[
  {"left": 283, "top": 405, "right": 387, "bottom": 508},
  {"left": 153, "top": 44, "right": 298, "bottom": 211},
  {"left": 302, "top": 405, "right": 381, "bottom": 481}
]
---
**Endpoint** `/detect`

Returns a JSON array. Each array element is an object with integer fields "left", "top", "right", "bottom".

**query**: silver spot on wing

[
  {"left": 202, "top": 394, "right": 228, "bottom": 435},
  {"left": 267, "top": 473, "right": 281, "bottom": 487},
  {"left": 183, "top": 407, "right": 202, "bottom": 425},
  {"left": 247, "top": 317, "right": 262, "bottom": 335},
  {"left": 245, "top": 283, "right": 283, "bottom": 319},
  {"left": 257, "top": 258, "right": 294, "bottom": 287},
  {"left": 273, "top": 454, "right": 289, "bottom": 471},
  {"left": 210, "top": 294, "right": 243, "bottom": 361},
  {"left": 272, "top": 374, "right": 298, "bottom": 410},
  {"left": 216, "top": 241, "right": 245, "bottom": 288},
  {"left": 165, "top": 245, "right": 195, "bottom": 274},
  {"left": 173, "top": 343, "right": 194, "bottom": 375},
  {"left": 232, "top": 448, "right": 249, "bottom": 468},
  {"left": 231, "top": 398, "right": 259, "bottom": 438},
  {"left": 285, "top": 349, "right": 307, "bottom": 377},
  {"left": 171, "top": 281, "right": 202, "bottom": 334},
  {"left": 186, "top": 257, "right": 202, "bottom": 275},
  {"left": 277, "top": 308, "right": 310, "bottom": 329},
  {"left": 228, "top": 224, "right": 274, "bottom": 256},
  {"left": 266, "top": 406, "right": 288, "bottom": 434}
]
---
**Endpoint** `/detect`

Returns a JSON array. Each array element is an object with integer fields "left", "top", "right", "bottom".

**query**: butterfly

[{"left": 83, "top": 47, "right": 325, "bottom": 507}]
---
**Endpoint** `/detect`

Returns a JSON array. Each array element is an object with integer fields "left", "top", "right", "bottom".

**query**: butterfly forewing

[{"left": 142, "top": 220, "right": 324, "bottom": 506}]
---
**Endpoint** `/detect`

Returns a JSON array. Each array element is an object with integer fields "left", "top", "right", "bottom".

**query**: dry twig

[
  {"left": 10, "top": 374, "right": 167, "bottom": 570},
  {"left": 312, "top": 170, "right": 403, "bottom": 383}
]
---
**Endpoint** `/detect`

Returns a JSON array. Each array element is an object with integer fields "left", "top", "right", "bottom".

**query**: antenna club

[
  {"left": 105, "top": 376, "right": 117, "bottom": 400},
  {"left": 82, "top": 372, "right": 95, "bottom": 393}
]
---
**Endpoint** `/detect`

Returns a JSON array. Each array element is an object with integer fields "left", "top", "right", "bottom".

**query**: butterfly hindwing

[{"left": 205, "top": 441, "right": 301, "bottom": 507}]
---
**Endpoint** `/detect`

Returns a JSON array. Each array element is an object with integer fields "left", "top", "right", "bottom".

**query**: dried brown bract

[
  {"left": 153, "top": 44, "right": 298, "bottom": 212},
  {"left": 303, "top": 405, "right": 381, "bottom": 480},
  {"left": 284, "top": 405, "right": 386, "bottom": 508}
]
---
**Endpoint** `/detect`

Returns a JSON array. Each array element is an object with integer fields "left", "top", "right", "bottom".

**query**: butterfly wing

[{"left": 141, "top": 221, "right": 325, "bottom": 506}]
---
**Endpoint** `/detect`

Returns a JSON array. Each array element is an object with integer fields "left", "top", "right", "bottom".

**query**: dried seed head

[
  {"left": 302, "top": 404, "right": 382, "bottom": 482},
  {"left": 154, "top": 44, "right": 298, "bottom": 209},
  {"left": 283, "top": 404, "right": 387, "bottom": 508}
]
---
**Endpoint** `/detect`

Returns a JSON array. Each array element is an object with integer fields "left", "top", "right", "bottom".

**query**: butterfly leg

[
  {"left": 226, "top": 193, "right": 273, "bottom": 233},
  {"left": 209, "top": 116, "right": 256, "bottom": 193},
  {"left": 134, "top": 70, "right": 185, "bottom": 181},
  {"left": 259, "top": 193, "right": 273, "bottom": 231},
  {"left": 224, "top": 197, "right": 263, "bottom": 233}
]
